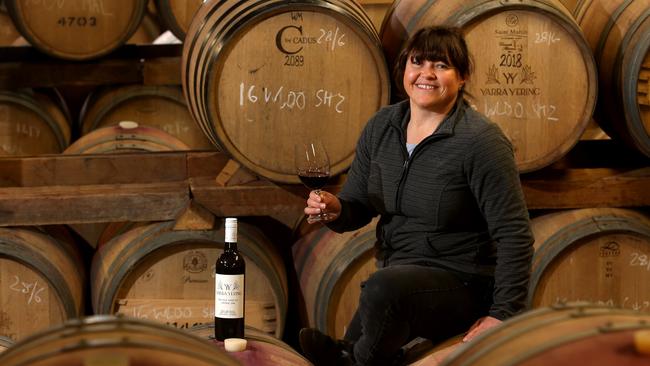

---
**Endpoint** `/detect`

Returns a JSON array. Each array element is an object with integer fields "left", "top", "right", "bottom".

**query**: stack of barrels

[{"left": 0, "top": 1, "right": 648, "bottom": 365}]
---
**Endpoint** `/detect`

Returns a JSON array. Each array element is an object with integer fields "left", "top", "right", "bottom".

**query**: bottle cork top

[
  {"left": 224, "top": 337, "right": 247, "bottom": 352},
  {"left": 118, "top": 121, "right": 139, "bottom": 130}
]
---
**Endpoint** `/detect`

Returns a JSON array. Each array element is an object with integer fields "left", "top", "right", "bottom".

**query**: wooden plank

[
  {"left": 186, "top": 151, "right": 233, "bottom": 178},
  {"left": 0, "top": 182, "right": 189, "bottom": 226},
  {"left": 0, "top": 44, "right": 182, "bottom": 88},
  {"left": 173, "top": 201, "right": 215, "bottom": 231},
  {"left": 0, "top": 60, "right": 143, "bottom": 88},
  {"left": 143, "top": 57, "right": 182, "bottom": 85},
  {"left": 522, "top": 167, "right": 650, "bottom": 209},
  {"left": 190, "top": 176, "right": 307, "bottom": 228},
  {"left": 0, "top": 150, "right": 646, "bottom": 226},
  {"left": 0, "top": 152, "right": 189, "bottom": 187},
  {"left": 0, "top": 44, "right": 181, "bottom": 62},
  {"left": 214, "top": 159, "right": 258, "bottom": 187}
]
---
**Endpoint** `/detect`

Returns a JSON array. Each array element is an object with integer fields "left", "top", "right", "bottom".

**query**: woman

[{"left": 299, "top": 26, "right": 534, "bottom": 365}]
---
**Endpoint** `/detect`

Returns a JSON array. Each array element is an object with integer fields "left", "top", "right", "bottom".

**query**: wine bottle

[{"left": 214, "top": 217, "right": 245, "bottom": 341}]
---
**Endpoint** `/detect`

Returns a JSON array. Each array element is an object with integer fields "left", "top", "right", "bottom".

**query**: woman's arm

[
  {"left": 465, "top": 122, "right": 535, "bottom": 320},
  {"left": 325, "top": 116, "right": 379, "bottom": 232}
]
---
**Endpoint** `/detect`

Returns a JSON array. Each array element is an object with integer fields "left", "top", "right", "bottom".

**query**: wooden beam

[
  {"left": 0, "top": 44, "right": 182, "bottom": 88},
  {"left": 0, "top": 182, "right": 189, "bottom": 226},
  {"left": 0, "top": 152, "right": 188, "bottom": 187},
  {"left": 189, "top": 177, "right": 307, "bottom": 228},
  {"left": 522, "top": 167, "right": 650, "bottom": 209},
  {"left": 0, "top": 151, "right": 646, "bottom": 227},
  {"left": 173, "top": 201, "right": 216, "bottom": 231}
]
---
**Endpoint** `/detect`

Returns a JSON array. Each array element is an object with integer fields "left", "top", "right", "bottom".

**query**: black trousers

[{"left": 343, "top": 264, "right": 494, "bottom": 365}]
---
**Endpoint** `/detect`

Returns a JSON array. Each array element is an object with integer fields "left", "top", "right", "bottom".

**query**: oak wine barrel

[
  {"left": 154, "top": 0, "right": 204, "bottom": 41},
  {"left": 91, "top": 219, "right": 288, "bottom": 338},
  {"left": 0, "top": 227, "right": 84, "bottom": 341},
  {"left": 0, "top": 315, "right": 239, "bottom": 366},
  {"left": 79, "top": 85, "right": 214, "bottom": 150},
  {"left": 562, "top": 0, "right": 650, "bottom": 157},
  {"left": 293, "top": 218, "right": 378, "bottom": 338},
  {"left": 528, "top": 208, "right": 650, "bottom": 313},
  {"left": 380, "top": 0, "right": 597, "bottom": 173},
  {"left": 5, "top": 0, "right": 147, "bottom": 60},
  {"left": 182, "top": 0, "right": 390, "bottom": 183},
  {"left": 188, "top": 324, "right": 310, "bottom": 365},
  {"left": 440, "top": 303, "right": 650, "bottom": 366},
  {"left": 64, "top": 121, "right": 190, "bottom": 154},
  {"left": 0, "top": 90, "right": 71, "bottom": 156}
]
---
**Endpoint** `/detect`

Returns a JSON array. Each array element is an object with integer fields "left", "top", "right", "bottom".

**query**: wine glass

[{"left": 295, "top": 141, "right": 334, "bottom": 223}]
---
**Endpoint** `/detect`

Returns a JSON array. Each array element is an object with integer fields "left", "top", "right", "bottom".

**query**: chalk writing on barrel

[
  {"left": 480, "top": 100, "right": 558, "bottom": 121},
  {"left": 30, "top": 0, "right": 114, "bottom": 15},
  {"left": 630, "top": 252, "right": 650, "bottom": 271},
  {"left": 239, "top": 82, "right": 346, "bottom": 113},
  {"left": 9, "top": 276, "right": 45, "bottom": 305},
  {"left": 317, "top": 27, "right": 346, "bottom": 51},
  {"left": 554, "top": 296, "right": 650, "bottom": 311},
  {"left": 534, "top": 31, "right": 560, "bottom": 45}
]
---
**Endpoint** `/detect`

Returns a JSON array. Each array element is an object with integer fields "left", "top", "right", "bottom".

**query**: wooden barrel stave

[
  {"left": 91, "top": 220, "right": 288, "bottom": 338},
  {"left": 380, "top": 0, "right": 597, "bottom": 173}
]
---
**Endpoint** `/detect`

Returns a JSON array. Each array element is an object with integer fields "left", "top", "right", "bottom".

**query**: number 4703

[{"left": 57, "top": 17, "right": 97, "bottom": 27}]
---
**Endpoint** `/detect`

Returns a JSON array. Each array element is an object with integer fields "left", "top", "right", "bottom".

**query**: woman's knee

[{"left": 359, "top": 266, "right": 413, "bottom": 306}]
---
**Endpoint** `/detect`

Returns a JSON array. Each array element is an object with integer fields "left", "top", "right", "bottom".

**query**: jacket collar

[{"left": 390, "top": 98, "right": 466, "bottom": 137}]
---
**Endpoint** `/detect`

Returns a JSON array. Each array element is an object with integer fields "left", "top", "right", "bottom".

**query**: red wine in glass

[
  {"left": 298, "top": 170, "right": 330, "bottom": 190},
  {"left": 295, "top": 141, "right": 334, "bottom": 223}
]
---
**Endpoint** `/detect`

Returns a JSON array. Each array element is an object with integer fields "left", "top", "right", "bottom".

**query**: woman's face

[{"left": 403, "top": 53, "right": 465, "bottom": 113}]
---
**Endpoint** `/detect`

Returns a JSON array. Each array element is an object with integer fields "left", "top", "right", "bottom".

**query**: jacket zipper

[
  {"left": 394, "top": 125, "right": 411, "bottom": 215},
  {"left": 393, "top": 128, "right": 447, "bottom": 215}
]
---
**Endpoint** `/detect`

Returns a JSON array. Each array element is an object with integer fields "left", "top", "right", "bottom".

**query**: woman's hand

[
  {"left": 462, "top": 316, "right": 502, "bottom": 342},
  {"left": 304, "top": 190, "right": 341, "bottom": 223}
]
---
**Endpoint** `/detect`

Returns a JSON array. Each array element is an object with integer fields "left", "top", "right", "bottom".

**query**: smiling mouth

[{"left": 416, "top": 84, "right": 437, "bottom": 90}]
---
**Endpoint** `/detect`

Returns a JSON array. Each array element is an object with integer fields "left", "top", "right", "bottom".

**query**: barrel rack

[{"left": 0, "top": 43, "right": 648, "bottom": 229}]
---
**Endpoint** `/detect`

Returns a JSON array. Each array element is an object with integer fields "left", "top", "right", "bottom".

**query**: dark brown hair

[{"left": 393, "top": 26, "right": 473, "bottom": 98}]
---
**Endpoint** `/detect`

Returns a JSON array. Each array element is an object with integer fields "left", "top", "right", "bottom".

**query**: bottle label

[
  {"left": 225, "top": 218, "right": 237, "bottom": 243},
  {"left": 214, "top": 274, "right": 244, "bottom": 318}
]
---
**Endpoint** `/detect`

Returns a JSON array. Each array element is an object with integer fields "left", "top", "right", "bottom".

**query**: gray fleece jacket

[{"left": 328, "top": 98, "right": 534, "bottom": 320}]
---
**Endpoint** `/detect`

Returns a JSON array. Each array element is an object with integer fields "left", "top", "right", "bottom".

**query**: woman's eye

[
  {"left": 410, "top": 55, "right": 421, "bottom": 65},
  {"left": 434, "top": 63, "right": 450, "bottom": 70}
]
